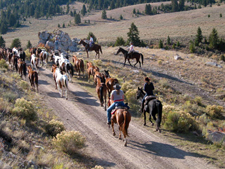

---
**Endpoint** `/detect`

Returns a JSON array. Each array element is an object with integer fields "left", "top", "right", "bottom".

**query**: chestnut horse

[
  {"left": 96, "top": 74, "right": 107, "bottom": 110},
  {"left": 78, "top": 39, "right": 102, "bottom": 58},
  {"left": 103, "top": 70, "right": 119, "bottom": 97},
  {"left": 108, "top": 99, "right": 131, "bottom": 146},
  {"left": 72, "top": 55, "right": 84, "bottom": 77},
  {"left": 17, "top": 58, "right": 27, "bottom": 79},
  {"left": 115, "top": 47, "right": 143, "bottom": 68},
  {"left": 136, "top": 87, "right": 162, "bottom": 133},
  {"left": 27, "top": 65, "right": 38, "bottom": 92}
]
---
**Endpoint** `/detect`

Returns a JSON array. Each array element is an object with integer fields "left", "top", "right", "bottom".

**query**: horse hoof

[
  {"left": 144, "top": 123, "right": 146, "bottom": 126},
  {"left": 152, "top": 123, "right": 154, "bottom": 126},
  {"left": 113, "top": 133, "right": 115, "bottom": 136}
]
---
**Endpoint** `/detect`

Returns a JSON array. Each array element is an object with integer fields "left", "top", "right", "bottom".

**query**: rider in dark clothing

[{"left": 140, "top": 77, "right": 154, "bottom": 113}]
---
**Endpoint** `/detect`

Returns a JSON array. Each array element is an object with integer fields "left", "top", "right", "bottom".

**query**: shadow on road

[{"left": 129, "top": 140, "right": 215, "bottom": 160}]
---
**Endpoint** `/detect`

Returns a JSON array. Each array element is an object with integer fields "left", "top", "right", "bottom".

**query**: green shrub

[
  {"left": 17, "top": 80, "right": 30, "bottom": 90},
  {"left": 124, "top": 89, "right": 139, "bottom": 112},
  {"left": 199, "top": 113, "right": 210, "bottom": 126},
  {"left": 52, "top": 131, "right": 86, "bottom": 155},
  {"left": 12, "top": 98, "right": 38, "bottom": 121},
  {"left": 159, "top": 40, "right": 163, "bottom": 48},
  {"left": 93, "top": 60, "right": 102, "bottom": 66},
  {"left": 2, "top": 91, "right": 18, "bottom": 103},
  {"left": 121, "top": 81, "right": 133, "bottom": 93},
  {"left": 164, "top": 111, "right": 198, "bottom": 133},
  {"left": 194, "top": 96, "right": 203, "bottom": 106},
  {"left": 45, "top": 119, "right": 65, "bottom": 137},
  {"left": 206, "top": 105, "right": 224, "bottom": 119},
  {"left": 115, "top": 37, "right": 125, "bottom": 46},
  {"left": 189, "top": 41, "right": 195, "bottom": 53},
  {"left": 0, "top": 59, "right": 8, "bottom": 69}
]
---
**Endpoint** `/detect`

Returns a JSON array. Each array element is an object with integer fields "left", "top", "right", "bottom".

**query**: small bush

[
  {"left": 17, "top": 80, "right": 30, "bottom": 90},
  {"left": 93, "top": 60, "right": 102, "bottom": 66},
  {"left": 221, "top": 55, "right": 225, "bottom": 61},
  {"left": 12, "top": 98, "right": 38, "bottom": 121},
  {"left": 121, "top": 81, "right": 133, "bottom": 93},
  {"left": 159, "top": 79, "right": 169, "bottom": 89},
  {"left": 45, "top": 119, "right": 65, "bottom": 137},
  {"left": 172, "top": 44, "right": 176, "bottom": 49},
  {"left": 189, "top": 41, "right": 195, "bottom": 53},
  {"left": 0, "top": 59, "right": 8, "bottom": 69},
  {"left": 159, "top": 40, "right": 163, "bottom": 48},
  {"left": 176, "top": 41, "right": 180, "bottom": 47},
  {"left": 2, "top": 91, "right": 18, "bottom": 103},
  {"left": 208, "top": 14, "right": 210, "bottom": 18},
  {"left": 220, "top": 13, "right": 222, "bottom": 17},
  {"left": 92, "top": 166, "right": 104, "bottom": 169},
  {"left": 52, "top": 131, "right": 86, "bottom": 155},
  {"left": 158, "top": 60, "right": 162, "bottom": 65},
  {"left": 206, "top": 105, "right": 224, "bottom": 119},
  {"left": 199, "top": 113, "right": 210, "bottom": 126},
  {"left": 164, "top": 111, "right": 198, "bottom": 133},
  {"left": 124, "top": 89, "right": 139, "bottom": 114}
]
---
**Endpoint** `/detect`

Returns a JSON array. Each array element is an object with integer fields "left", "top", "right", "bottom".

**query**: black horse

[
  {"left": 115, "top": 47, "right": 143, "bottom": 68},
  {"left": 18, "top": 48, "right": 26, "bottom": 61},
  {"left": 136, "top": 87, "right": 162, "bottom": 132}
]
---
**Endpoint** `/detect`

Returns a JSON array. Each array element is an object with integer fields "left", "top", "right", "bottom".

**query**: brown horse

[
  {"left": 39, "top": 50, "right": 49, "bottom": 66},
  {"left": 78, "top": 39, "right": 102, "bottom": 58},
  {"left": 27, "top": 65, "right": 38, "bottom": 92},
  {"left": 17, "top": 58, "right": 27, "bottom": 79},
  {"left": 96, "top": 74, "right": 107, "bottom": 110},
  {"left": 115, "top": 47, "right": 143, "bottom": 68},
  {"left": 108, "top": 99, "right": 131, "bottom": 146},
  {"left": 72, "top": 55, "right": 84, "bottom": 77},
  {"left": 51, "top": 64, "right": 58, "bottom": 89},
  {"left": 103, "top": 70, "right": 119, "bottom": 97}
]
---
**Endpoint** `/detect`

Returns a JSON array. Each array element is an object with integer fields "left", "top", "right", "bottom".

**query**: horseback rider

[
  {"left": 127, "top": 42, "right": 134, "bottom": 59},
  {"left": 107, "top": 84, "right": 129, "bottom": 125},
  {"left": 140, "top": 77, "right": 154, "bottom": 113}
]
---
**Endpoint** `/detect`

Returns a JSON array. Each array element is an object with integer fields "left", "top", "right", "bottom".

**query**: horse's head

[
  {"left": 51, "top": 64, "right": 57, "bottom": 72},
  {"left": 136, "top": 87, "right": 145, "bottom": 100},
  {"left": 104, "top": 70, "right": 111, "bottom": 78}
]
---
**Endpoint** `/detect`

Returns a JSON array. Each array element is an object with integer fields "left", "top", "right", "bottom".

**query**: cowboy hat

[{"left": 114, "top": 84, "right": 121, "bottom": 90}]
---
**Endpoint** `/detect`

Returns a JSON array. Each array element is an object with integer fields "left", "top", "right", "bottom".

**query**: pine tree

[
  {"left": 127, "top": 22, "right": 141, "bottom": 46},
  {"left": 0, "top": 36, "right": 5, "bottom": 47},
  {"left": 101, "top": 10, "right": 107, "bottom": 19},
  {"left": 145, "top": 4, "right": 152, "bottom": 15},
  {"left": 179, "top": 0, "right": 185, "bottom": 11},
  {"left": 159, "top": 40, "right": 163, "bottom": 48},
  {"left": 133, "top": 8, "right": 136, "bottom": 14},
  {"left": 74, "top": 14, "right": 81, "bottom": 25},
  {"left": 66, "top": 3, "right": 70, "bottom": 14},
  {"left": 171, "top": 0, "right": 179, "bottom": 12},
  {"left": 81, "top": 5, "right": 87, "bottom": 16},
  {"left": 26, "top": 40, "right": 32, "bottom": 49},
  {"left": 110, "top": 0, "right": 115, "bottom": 10},
  {"left": 10, "top": 38, "right": 21, "bottom": 48},
  {"left": 115, "top": 37, "right": 125, "bottom": 46},
  {"left": 167, "top": 36, "right": 171, "bottom": 45},
  {"left": 209, "top": 28, "right": 219, "bottom": 49},
  {"left": 195, "top": 27, "right": 203, "bottom": 46},
  {"left": 87, "top": 32, "right": 97, "bottom": 42}
]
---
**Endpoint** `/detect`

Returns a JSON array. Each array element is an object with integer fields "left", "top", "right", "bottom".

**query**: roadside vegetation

[{"left": 0, "top": 65, "right": 100, "bottom": 168}]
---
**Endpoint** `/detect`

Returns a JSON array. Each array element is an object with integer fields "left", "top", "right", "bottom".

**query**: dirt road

[{"left": 36, "top": 67, "right": 216, "bottom": 169}]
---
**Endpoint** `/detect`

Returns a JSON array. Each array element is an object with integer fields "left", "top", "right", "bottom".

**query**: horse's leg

[
  {"left": 111, "top": 119, "right": 116, "bottom": 135},
  {"left": 144, "top": 112, "right": 146, "bottom": 126},
  {"left": 128, "top": 59, "right": 132, "bottom": 67},
  {"left": 86, "top": 50, "right": 89, "bottom": 58},
  {"left": 124, "top": 57, "right": 126, "bottom": 66},
  {"left": 149, "top": 114, "right": 154, "bottom": 126},
  {"left": 134, "top": 58, "right": 139, "bottom": 67}
]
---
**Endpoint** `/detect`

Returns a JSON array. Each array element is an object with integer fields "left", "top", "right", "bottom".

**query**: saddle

[
  {"left": 144, "top": 95, "right": 156, "bottom": 104},
  {"left": 111, "top": 106, "right": 128, "bottom": 115}
]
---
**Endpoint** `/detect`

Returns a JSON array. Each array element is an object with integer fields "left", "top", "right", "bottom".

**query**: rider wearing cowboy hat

[{"left": 106, "top": 84, "right": 129, "bottom": 125}]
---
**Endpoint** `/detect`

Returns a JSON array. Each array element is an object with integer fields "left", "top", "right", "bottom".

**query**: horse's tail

[
  {"left": 141, "top": 54, "right": 144, "bottom": 65},
  {"left": 70, "top": 64, "right": 74, "bottom": 77},
  {"left": 123, "top": 110, "right": 130, "bottom": 137},
  {"left": 100, "top": 86, "right": 103, "bottom": 104},
  {"left": 80, "top": 59, "right": 84, "bottom": 73},
  {"left": 99, "top": 46, "right": 102, "bottom": 54},
  {"left": 156, "top": 100, "right": 162, "bottom": 128},
  {"left": 23, "top": 62, "right": 27, "bottom": 77}
]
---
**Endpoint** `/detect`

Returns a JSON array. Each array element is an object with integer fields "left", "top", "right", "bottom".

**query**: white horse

[
  {"left": 31, "top": 54, "right": 38, "bottom": 70},
  {"left": 55, "top": 68, "right": 69, "bottom": 100},
  {"left": 39, "top": 50, "right": 49, "bottom": 66}
]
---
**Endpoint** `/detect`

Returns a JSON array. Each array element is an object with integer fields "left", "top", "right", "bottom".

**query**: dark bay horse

[
  {"left": 115, "top": 47, "right": 143, "bottom": 68},
  {"left": 27, "top": 65, "right": 38, "bottom": 92},
  {"left": 17, "top": 58, "right": 27, "bottom": 79},
  {"left": 96, "top": 74, "right": 107, "bottom": 110},
  {"left": 108, "top": 99, "right": 131, "bottom": 146},
  {"left": 136, "top": 87, "right": 162, "bottom": 132},
  {"left": 78, "top": 39, "right": 102, "bottom": 58}
]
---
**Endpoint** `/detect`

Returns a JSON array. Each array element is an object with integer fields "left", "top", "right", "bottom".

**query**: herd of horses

[{"left": 0, "top": 42, "right": 162, "bottom": 146}]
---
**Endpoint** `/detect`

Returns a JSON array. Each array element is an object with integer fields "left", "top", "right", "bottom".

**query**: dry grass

[{"left": 2, "top": 2, "right": 225, "bottom": 48}]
